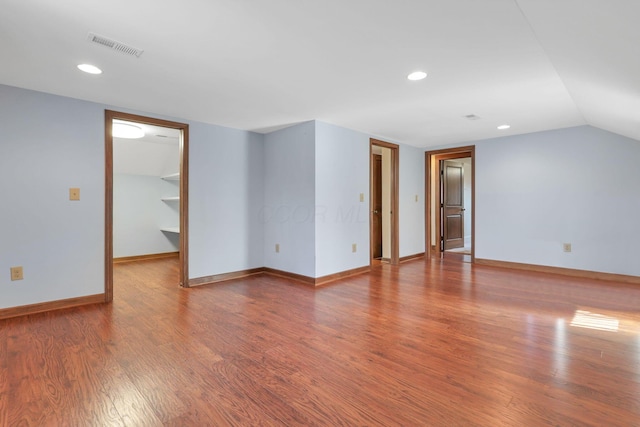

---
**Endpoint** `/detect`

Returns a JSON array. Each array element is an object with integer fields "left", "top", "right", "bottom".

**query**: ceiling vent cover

[{"left": 86, "top": 32, "right": 144, "bottom": 58}]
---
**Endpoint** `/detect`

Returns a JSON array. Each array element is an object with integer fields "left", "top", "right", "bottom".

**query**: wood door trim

[
  {"left": 105, "top": 110, "right": 190, "bottom": 302},
  {"left": 425, "top": 145, "right": 475, "bottom": 262},
  {"left": 370, "top": 139, "right": 399, "bottom": 265}
]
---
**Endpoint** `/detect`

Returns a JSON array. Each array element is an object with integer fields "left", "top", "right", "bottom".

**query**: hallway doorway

[
  {"left": 425, "top": 146, "right": 475, "bottom": 262},
  {"left": 370, "top": 139, "right": 399, "bottom": 265},
  {"left": 105, "top": 110, "right": 190, "bottom": 302}
]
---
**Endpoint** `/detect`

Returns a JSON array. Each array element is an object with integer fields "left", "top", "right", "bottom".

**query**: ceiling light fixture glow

[
  {"left": 77, "top": 63, "right": 102, "bottom": 74},
  {"left": 407, "top": 71, "right": 427, "bottom": 81},
  {"left": 497, "top": 124, "right": 511, "bottom": 130},
  {"left": 113, "top": 122, "right": 145, "bottom": 139}
]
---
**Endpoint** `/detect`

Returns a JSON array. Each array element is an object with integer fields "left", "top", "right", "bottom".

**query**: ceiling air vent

[{"left": 86, "top": 32, "right": 144, "bottom": 58}]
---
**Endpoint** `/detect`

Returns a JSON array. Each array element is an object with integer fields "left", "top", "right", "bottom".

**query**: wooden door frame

[
  {"left": 425, "top": 146, "right": 475, "bottom": 261},
  {"left": 104, "top": 110, "right": 190, "bottom": 302},
  {"left": 370, "top": 139, "right": 399, "bottom": 265}
]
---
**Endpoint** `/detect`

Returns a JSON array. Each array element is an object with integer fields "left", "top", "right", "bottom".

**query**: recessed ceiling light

[
  {"left": 407, "top": 71, "right": 427, "bottom": 81},
  {"left": 497, "top": 124, "right": 511, "bottom": 130},
  {"left": 113, "top": 122, "right": 145, "bottom": 139},
  {"left": 77, "top": 63, "right": 102, "bottom": 74}
]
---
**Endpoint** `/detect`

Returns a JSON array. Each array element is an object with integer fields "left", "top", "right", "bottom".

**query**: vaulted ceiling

[{"left": 1, "top": 0, "right": 638, "bottom": 148}]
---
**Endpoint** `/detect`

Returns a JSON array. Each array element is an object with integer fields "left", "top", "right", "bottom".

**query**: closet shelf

[
  {"left": 161, "top": 173, "right": 180, "bottom": 181},
  {"left": 160, "top": 227, "right": 180, "bottom": 234}
]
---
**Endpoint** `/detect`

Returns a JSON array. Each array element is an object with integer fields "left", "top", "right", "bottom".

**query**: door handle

[{"left": 373, "top": 210, "right": 379, "bottom": 214}]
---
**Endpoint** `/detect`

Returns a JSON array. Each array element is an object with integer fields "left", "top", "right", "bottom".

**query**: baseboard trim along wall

[
  {"left": 0, "top": 293, "right": 105, "bottom": 320},
  {"left": 399, "top": 253, "right": 425, "bottom": 263},
  {"left": 475, "top": 258, "right": 640, "bottom": 285},
  {"left": 314, "top": 266, "right": 371, "bottom": 286},
  {"left": 191, "top": 265, "right": 372, "bottom": 288},
  {"left": 261, "top": 267, "right": 316, "bottom": 286},
  {"left": 263, "top": 266, "right": 371, "bottom": 287},
  {"left": 114, "top": 252, "right": 179, "bottom": 264},
  {"left": 188, "top": 268, "right": 265, "bottom": 287}
]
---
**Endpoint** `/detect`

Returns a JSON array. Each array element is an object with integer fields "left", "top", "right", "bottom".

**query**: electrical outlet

[
  {"left": 352, "top": 243, "right": 357, "bottom": 253},
  {"left": 10, "top": 266, "right": 23, "bottom": 281},
  {"left": 275, "top": 243, "right": 280, "bottom": 253},
  {"left": 69, "top": 187, "right": 80, "bottom": 201},
  {"left": 563, "top": 243, "right": 572, "bottom": 253}
]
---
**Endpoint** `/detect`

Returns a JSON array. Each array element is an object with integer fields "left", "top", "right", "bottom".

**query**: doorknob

[{"left": 373, "top": 210, "right": 379, "bottom": 214}]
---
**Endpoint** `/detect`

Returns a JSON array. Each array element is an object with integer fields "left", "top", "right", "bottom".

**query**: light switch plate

[
  {"left": 69, "top": 188, "right": 80, "bottom": 201},
  {"left": 359, "top": 193, "right": 364, "bottom": 202}
]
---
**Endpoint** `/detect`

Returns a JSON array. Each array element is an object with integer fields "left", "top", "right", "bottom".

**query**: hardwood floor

[{"left": 2, "top": 257, "right": 640, "bottom": 426}]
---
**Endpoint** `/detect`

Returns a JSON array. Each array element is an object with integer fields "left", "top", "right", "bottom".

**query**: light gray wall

[
  {"left": 188, "top": 122, "right": 265, "bottom": 278},
  {"left": 0, "top": 84, "right": 104, "bottom": 308},
  {"left": 263, "top": 121, "right": 316, "bottom": 277},
  {"left": 113, "top": 174, "right": 179, "bottom": 258},
  {"left": 399, "top": 144, "right": 425, "bottom": 257},
  {"left": 315, "top": 121, "right": 370, "bottom": 277},
  {"left": 474, "top": 125, "right": 640, "bottom": 276}
]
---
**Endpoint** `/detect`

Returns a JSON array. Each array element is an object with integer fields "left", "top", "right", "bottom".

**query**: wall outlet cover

[{"left": 10, "top": 266, "right": 23, "bottom": 281}]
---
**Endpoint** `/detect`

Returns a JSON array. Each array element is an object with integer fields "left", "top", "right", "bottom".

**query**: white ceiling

[{"left": 1, "top": 0, "right": 638, "bottom": 148}]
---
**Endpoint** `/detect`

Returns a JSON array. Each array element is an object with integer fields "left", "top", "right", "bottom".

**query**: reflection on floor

[
  {"left": 446, "top": 244, "right": 472, "bottom": 255},
  {"left": 443, "top": 252, "right": 472, "bottom": 263}
]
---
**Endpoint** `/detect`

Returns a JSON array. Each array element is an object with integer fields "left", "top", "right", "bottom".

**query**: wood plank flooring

[{"left": 2, "top": 257, "right": 640, "bottom": 426}]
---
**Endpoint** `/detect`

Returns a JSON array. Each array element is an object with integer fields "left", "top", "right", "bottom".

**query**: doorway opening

[
  {"left": 370, "top": 139, "right": 399, "bottom": 265},
  {"left": 105, "top": 110, "right": 189, "bottom": 302},
  {"left": 425, "top": 146, "right": 475, "bottom": 262}
]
